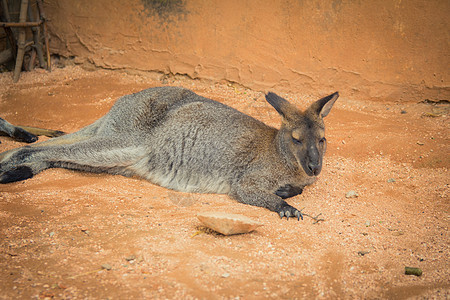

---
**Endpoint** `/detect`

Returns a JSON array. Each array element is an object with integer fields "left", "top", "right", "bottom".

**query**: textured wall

[{"left": 45, "top": 0, "right": 449, "bottom": 101}]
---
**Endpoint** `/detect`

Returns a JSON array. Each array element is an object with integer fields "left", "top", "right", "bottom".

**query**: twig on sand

[
  {"left": 67, "top": 268, "right": 103, "bottom": 280},
  {"left": 300, "top": 208, "right": 325, "bottom": 224}
]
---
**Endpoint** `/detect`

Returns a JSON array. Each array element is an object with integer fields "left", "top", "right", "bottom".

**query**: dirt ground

[{"left": 0, "top": 66, "right": 448, "bottom": 299}]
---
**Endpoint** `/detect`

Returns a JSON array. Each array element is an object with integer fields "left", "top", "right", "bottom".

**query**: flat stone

[
  {"left": 125, "top": 255, "right": 136, "bottom": 261},
  {"left": 346, "top": 190, "right": 359, "bottom": 198},
  {"left": 197, "top": 212, "right": 263, "bottom": 235}
]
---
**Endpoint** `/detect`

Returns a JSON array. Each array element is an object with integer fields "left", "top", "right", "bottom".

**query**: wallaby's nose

[{"left": 307, "top": 162, "right": 321, "bottom": 176}]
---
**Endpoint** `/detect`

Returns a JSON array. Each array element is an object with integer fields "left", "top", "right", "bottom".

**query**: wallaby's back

[{"left": 121, "top": 87, "right": 278, "bottom": 194}]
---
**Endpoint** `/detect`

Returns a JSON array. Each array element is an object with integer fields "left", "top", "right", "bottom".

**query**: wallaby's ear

[
  {"left": 309, "top": 92, "right": 339, "bottom": 118},
  {"left": 265, "top": 92, "right": 299, "bottom": 121}
]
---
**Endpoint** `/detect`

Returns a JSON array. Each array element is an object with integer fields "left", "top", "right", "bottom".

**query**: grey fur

[{"left": 0, "top": 87, "right": 338, "bottom": 219}]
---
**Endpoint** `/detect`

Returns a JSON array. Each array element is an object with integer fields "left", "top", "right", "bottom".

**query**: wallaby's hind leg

[
  {"left": 0, "top": 117, "right": 66, "bottom": 143},
  {"left": 0, "top": 134, "right": 144, "bottom": 184},
  {"left": 0, "top": 166, "right": 35, "bottom": 183},
  {"left": 0, "top": 118, "right": 38, "bottom": 143}
]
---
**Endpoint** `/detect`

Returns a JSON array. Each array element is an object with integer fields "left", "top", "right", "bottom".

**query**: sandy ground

[{"left": 0, "top": 65, "right": 448, "bottom": 299}]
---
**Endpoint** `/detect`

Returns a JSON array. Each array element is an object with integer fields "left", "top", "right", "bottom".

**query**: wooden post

[
  {"left": 13, "top": 0, "right": 29, "bottom": 82},
  {"left": 36, "top": 0, "right": 50, "bottom": 71},
  {"left": 27, "top": 2, "right": 45, "bottom": 69}
]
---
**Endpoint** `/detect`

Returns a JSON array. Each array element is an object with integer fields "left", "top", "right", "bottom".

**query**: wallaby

[
  {"left": 0, "top": 117, "right": 65, "bottom": 143},
  {"left": 0, "top": 87, "right": 338, "bottom": 220}
]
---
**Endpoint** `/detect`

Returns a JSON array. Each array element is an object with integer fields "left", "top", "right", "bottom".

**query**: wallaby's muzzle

[
  {"left": 306, "top": 161, "right": 321, "bottom": 176},
  {"left": 302, "top": 145, "right": 322, "bottom": 176}
]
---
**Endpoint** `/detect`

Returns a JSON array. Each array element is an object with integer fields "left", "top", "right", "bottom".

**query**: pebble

[
  {"left": 221, "top": 273, "right": 230, "bottom": 278},
  {"left": 387, "top": 178, "right": 396, "bottom": 183},
  {"left": 392, "top": 231, "right": 404, "bottom": 236},
  {"left": 49, "top": 232, "right": 55, "bottom": 237},
  {"left": 101, "top": 264, "right": 112, "bottom": 270},
  {"left": 125, "top": 255, "right": 136, "bottom": 262},
  {"left": 358, "top": 250, "right": 370, "bottom": 256},
  {"left": 346, "top": 190, "right": 359, "bottom": 198},
  {"left": 405, "top": 267, "right": 422, "bottom": 276}
]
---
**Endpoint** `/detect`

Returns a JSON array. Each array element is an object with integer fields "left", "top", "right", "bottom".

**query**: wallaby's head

[{"left": 265, "top": 92, "right": 339, "bottom": 177}]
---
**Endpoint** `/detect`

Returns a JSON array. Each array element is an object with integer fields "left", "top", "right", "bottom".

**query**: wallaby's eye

[
  {"left": 319, "top": 137, "right": 326, "bottom": 145},
  {"left": 292, "top": 137, "right": 302, "bottom": 145}
]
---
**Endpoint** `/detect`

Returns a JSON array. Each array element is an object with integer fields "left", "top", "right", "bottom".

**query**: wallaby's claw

[
  {"left": 294, "top": 210, "right": 303, "bottom": 221},
  {"left": 285, "top": 211, "right": 291, "bottom": 219},
  {"left": 278, "top": 204, "right": 303, "bottom": 221}
]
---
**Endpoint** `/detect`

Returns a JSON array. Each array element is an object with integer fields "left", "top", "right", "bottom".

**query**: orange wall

[{"left": 46, "top": 0, "right": 449, "bottom": 102}]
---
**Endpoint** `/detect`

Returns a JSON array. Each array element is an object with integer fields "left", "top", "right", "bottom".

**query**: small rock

[
  {"left": 345, "top": 190, "right": 359, "bottom": 198},
  {"left": 365, "top": 221, "right": 371, "bottom": 227},
  {"left": 221, "top": 273, "right": 230, "bottom": 278},
  {"left": 125, "top": 255, "right": 136, "bottom": 262},
  {"left": 417, "top": 141, "right": 424, "bottom": 146},
  {"left": 387, "top": 178, "right": 396, "bottom": 183},
  {"left": 358, "top": 250, "right": 370, "bottom": 256},
  {"left": 405, "top": 267, "right": 422, "bottom": 276},
  {"left": 392, "top": 231, "right": 404, "bottom": 236},
  {"left": 101, "top": 264, "right": 112, "bottom": 270},
  {"left": 197, "top": 212, "right": 263, "bottom": 235},
  {"left": 49, "top": 232, "right": 55, "bottom": 237},
  {"left": 400, "top": 110, "right": 407, "bottom": 114}
]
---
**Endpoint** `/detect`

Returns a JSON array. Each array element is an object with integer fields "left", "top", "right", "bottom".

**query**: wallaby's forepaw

[
  {"left": 275, "top": 184, "right": 303, "bottom": 199},
  {"left": 13, "top": 128, "right": 38, "bottom": 143},
  {"left": 278, "top": 204, "right": 303, "bottom": 221}
]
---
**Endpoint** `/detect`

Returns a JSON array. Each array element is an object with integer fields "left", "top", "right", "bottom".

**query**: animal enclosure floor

[{"left": 0, "top": 66, "right": 448, "bottom": 299}]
